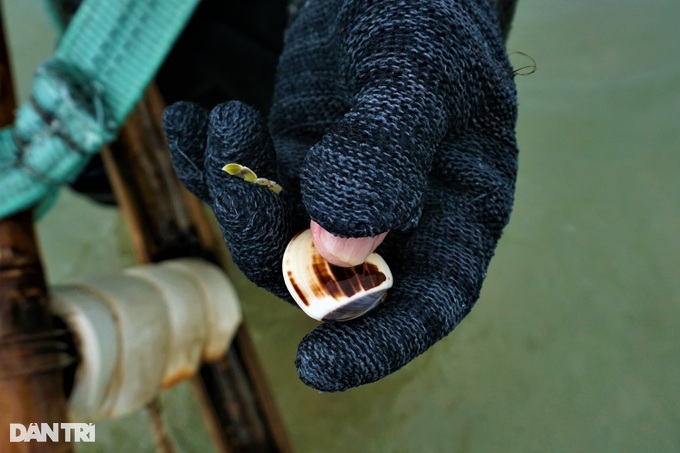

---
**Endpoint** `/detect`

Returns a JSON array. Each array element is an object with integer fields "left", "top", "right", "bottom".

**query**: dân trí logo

[{"left": 9, "top": 423, "right": 95, "bottom": 442}]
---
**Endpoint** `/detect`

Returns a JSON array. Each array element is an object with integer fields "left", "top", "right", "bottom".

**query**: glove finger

[
  {"left": 295, "top": 0, "right": 512, "bottom": 239},
  {"left": 162, "top": 101, "right": 210, "bottom": 202},
  {"left": 296, "top": 139, "right": 518, "bottom": 391},
  {"left": 204, "top": 101, "right": 281, "bottom": 183},
  {"left": 203, "top": 101, "right": 296, "bottom": 299}
]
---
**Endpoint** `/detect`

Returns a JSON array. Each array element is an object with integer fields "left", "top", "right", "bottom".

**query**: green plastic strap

[
  {"left": 0, "top": 0, "right": 200, "bottom": 220},
  {"left": 54, "top": 0, "right": 200, "bottom": 124}
]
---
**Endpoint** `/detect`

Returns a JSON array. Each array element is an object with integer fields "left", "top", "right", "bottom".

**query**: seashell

[{"left": 282, "top": 229, "right": 393, "bottom": 322}]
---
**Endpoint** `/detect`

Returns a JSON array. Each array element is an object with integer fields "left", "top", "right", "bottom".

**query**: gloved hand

[{"left": 162, "top": 0, "right": 518, "bottom": 392}]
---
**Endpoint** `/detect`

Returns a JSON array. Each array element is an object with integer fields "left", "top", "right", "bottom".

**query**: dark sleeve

[{"left": 156, "top": 0, "right": 289, "bottom": 114}]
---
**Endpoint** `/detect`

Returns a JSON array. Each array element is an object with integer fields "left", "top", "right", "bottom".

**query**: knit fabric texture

[{"left": 162, "top": 0, "right": 518, "bottom": 392}]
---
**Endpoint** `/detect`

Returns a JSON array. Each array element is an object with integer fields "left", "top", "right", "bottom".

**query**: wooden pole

[
  {"left": 0, "top": 14, "right": 75, "bottom": 453},
  {"left": 101, "top": 84, "right": 293, "bottom": 453}
]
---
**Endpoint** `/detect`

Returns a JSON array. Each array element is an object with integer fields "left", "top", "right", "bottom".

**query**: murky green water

[{"left": 4, "top": 0, "right": 679, "bottom": 451}]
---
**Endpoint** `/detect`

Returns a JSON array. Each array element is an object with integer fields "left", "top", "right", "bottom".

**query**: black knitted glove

[{"left": 162, "top": 0, "right": 518, "bottom": 392}]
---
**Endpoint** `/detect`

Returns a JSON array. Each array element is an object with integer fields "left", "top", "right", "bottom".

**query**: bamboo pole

[
  {"left": 0, "top": 14, "right": 74, "bottom": 453},
  {"left": 101, "top": 84, "right": 293, "bottom": 453}
]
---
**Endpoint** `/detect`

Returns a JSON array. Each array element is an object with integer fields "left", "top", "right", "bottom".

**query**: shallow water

[{"left": 4, "top": 0, "right": 679, "bottom": 451}]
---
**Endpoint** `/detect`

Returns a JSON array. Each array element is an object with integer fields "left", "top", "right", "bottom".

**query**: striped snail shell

[{"left": 282, "top": 229, "right": 393, "bottom": 322}]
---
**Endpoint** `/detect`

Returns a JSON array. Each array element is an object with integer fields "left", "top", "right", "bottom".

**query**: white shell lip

[{"left": 282, "top": 229, "right": 393, "bottom": 322}]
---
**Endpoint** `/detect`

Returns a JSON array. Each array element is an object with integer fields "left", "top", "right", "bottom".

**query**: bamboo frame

[
  {"left": 101, "top": 84, "right": 293, "bottom": 453},
  {"left": 0, "top": 8, "right": 291, "bottom": 451},
  {"left": 0, "top": 17, "right": 75, "bottom": 453}
]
